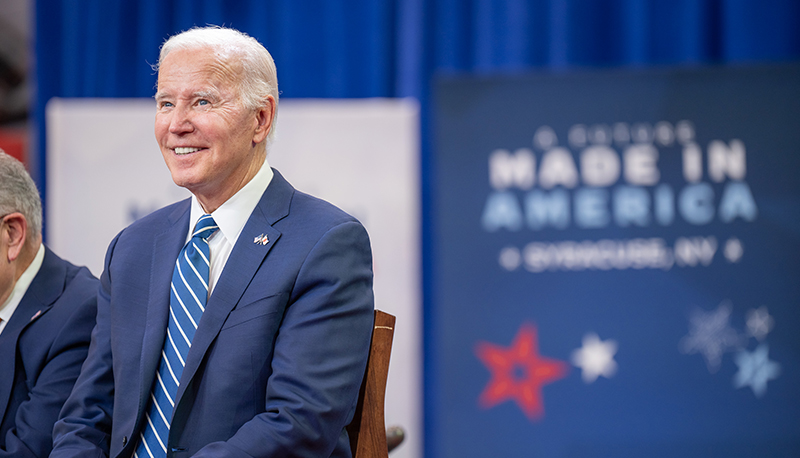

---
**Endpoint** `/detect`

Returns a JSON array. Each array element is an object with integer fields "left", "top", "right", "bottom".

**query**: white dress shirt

[
  {"left": 187, "top": 157, "right": 274, "bottom": 295},
  {"left": 0, "top": 243, "right": 45, "bottom": 335}
]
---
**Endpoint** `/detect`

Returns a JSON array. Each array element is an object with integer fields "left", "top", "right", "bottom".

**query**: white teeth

[{"left": 175, "top": 147, "right": 201, "bottom": 155}]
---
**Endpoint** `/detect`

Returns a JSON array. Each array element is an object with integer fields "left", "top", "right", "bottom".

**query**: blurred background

[{"left": 2, "top": 1, "right": 799, "bottom": 457}]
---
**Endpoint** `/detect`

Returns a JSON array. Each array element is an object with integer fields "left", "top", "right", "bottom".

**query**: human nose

[{"left": 168, "top": 105, "right": 194, "bottom": 134}]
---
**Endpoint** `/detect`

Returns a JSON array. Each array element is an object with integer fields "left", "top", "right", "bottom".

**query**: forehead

[{"left": 157, "top": 47, "right": 242, "bottom": 93}]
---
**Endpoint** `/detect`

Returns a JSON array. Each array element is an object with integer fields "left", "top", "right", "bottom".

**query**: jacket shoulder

[
  {"left": 110, "top": 198, "right": 189, "bottom": 246},
  {"left": 125, "top": 199, "right": 189, "bottom": 233},
  {"left": 42, "top": 249, "right": 98, "bottom": 311},
  {"left": 289, "top": 190, "right": 361, "bottom": 227}
]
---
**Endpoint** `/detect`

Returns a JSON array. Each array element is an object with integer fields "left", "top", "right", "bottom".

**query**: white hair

[
  {"left": 156, "top": 26, "right": 279, "bottom": 141},
  {"left": 0, "top": 151, "right": 42, "bottom": 240}
]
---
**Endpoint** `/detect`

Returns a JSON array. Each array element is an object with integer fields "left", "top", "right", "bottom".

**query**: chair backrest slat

[{"left": 346, "top": 310, "right": 396, "bottom": 458}]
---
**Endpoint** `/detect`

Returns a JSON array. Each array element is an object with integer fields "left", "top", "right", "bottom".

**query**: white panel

[
  {"left": 270, "top": 99, "right": 421, "bottom": 458},
  {"left": 46, "top": 97, "right": 422, "bottom": 458},
  {"left": 46, "top": 98, "right": 189, "bottom": 276}
]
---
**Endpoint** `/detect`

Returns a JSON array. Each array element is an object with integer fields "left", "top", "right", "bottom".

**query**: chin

[{"left": 168, "top": 172, "right": 200, "bottom": 190}]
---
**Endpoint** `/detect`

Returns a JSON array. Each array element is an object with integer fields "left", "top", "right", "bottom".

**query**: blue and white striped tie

[{"left": 135, "top": 214, "right": 218, "bottom": 458}]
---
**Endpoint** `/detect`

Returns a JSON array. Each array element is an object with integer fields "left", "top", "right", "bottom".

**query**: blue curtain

[
  {"left": 33, "top": 1, "right": 800, "bottom": 457},
  {"left": 34, "top": 0, "right": 800, "bottom": 171}
]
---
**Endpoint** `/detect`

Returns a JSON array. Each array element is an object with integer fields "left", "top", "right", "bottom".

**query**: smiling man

[{"left": 51, "top": 27, "right": 374, "bottom": 458}]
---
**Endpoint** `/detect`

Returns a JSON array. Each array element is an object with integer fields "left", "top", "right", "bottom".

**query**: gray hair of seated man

[{"left": 0, "top": 151, "right": 42, "bottom": 240}]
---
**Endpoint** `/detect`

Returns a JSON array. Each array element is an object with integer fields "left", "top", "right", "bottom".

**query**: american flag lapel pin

[
  {"left": 30, "top": 309, "right": 43, "bottom": 322},
  {"left": 253, "top": 234, "right": 269, "bottom": 245}
]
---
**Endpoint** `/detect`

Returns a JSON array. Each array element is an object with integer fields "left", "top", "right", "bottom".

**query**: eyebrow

[
  {"left": 154, "top": 90, "right": 220, "bottom": 102},
  {"left": 193, "top": 91, "right": 220, "bottom": 102}
]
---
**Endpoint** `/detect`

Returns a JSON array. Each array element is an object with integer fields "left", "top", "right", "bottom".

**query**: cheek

[{"left": 154, "top": 117, "right": 169, "bottom": 142}]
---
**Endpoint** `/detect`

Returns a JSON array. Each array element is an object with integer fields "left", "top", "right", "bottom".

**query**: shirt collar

[
  {"left": 0, "top": 243, "right": 45, "bottom": 331},
  {"left": 188, "top": 156, "right": 274, "bottom": 246}
]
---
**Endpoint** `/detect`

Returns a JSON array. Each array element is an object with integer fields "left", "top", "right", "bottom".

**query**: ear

[
  {"left": 252, "top": 95, "right": 276, "bottom": 145},
  {"left": 1, "top": 213, "right": 27, "bottom": 262}
]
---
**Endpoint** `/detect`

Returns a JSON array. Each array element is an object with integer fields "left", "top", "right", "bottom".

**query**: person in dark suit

[
  {"left": 51, "top": 26, "right": 374, "bottom": 458},
  {"left": 0, "top": 151, "right": 98, "bottom": 458}
]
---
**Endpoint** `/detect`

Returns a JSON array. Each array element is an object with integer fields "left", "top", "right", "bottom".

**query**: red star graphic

[{"left": 475, "top": 323, "right": 569, "bottom": 420}]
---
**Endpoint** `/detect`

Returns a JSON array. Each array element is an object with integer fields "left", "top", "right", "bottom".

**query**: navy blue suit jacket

[
  {"left": 0, "top": 247, "right": 98, "bottom": 458},
  {"left": 52, "top": 170, "right": 375, "bottom": 458}
]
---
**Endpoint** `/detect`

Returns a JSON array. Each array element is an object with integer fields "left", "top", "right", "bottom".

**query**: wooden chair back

[{"left": 346, "top": 310, "right": 396, "bottom": 458}]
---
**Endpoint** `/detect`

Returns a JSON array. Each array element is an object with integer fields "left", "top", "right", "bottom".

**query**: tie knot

[{"left": 192, "top": 214, "right": 218, "bottom": 241}]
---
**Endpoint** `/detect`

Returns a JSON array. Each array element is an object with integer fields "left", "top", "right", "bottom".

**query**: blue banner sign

[{"left": 431, "top": 65, "right": 800, "bottom": 458}]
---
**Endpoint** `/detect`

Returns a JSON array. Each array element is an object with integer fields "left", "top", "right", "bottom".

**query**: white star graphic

[
  {"left": 571, "top": 333, "right": 618, "bottom": 383},
  {"left": 679, "top": 302, "right": 744, "bottom": 373},
  {"left": 746, "top": 306, "right": 774, "bottom": 341},
  {"left": 733, "top": 344, "right": 781, "bottom": 398}
]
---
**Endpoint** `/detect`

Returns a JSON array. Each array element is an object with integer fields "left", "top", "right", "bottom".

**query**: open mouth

[{"left": 174, "top": 147, "right": 204, "bottom": 155}]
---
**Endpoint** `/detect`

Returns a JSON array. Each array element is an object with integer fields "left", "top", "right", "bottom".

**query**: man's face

[{"left": 155, "top": 46, "right": 271, "bottom": 210}]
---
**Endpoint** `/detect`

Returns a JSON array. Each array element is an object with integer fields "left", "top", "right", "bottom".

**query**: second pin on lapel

[{"left": 253, "top": 234, "right": 269, "bottom": 245}]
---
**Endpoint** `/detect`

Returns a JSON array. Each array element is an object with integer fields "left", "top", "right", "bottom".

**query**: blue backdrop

[
  {"left": 33, "top": 0, "right": 800, "bottom": 192},
  {"left": 433, "top": 64, "right": 800, "bottom": 457},
  {"left": 33, "top": 1, "right": 800, "bottom": 457}
]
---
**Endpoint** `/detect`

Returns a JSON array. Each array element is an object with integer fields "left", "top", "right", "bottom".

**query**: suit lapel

[
  {"left": 176, "top": 170, "right": 293, "bottom": 403},
  {"left": 0, "top": 248, "right": 63, "bottom": 421},
  {"left": 136, "top": 202, "right": 190, "bottom": 418}
]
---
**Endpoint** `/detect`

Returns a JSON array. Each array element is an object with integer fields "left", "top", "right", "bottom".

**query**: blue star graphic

[{"left": 733, "top": 344, "right": 781, "bottom": 398}]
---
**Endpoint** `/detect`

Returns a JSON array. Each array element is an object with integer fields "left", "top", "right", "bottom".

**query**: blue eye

[{"left": 198, "top": 99, "right": 209, "bottom": 106}]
